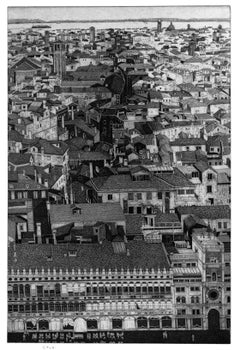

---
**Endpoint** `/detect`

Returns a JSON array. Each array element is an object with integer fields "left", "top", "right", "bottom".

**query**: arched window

[
  {"left": 38, "top": 302, "right": 43, "bottom": 312},
  {"left": 19, "top": 304, "right": 24, "bottom": 313},
  {"left": 196, "top": 296, "right": 200, "bottom": 304},
  {"left": 69, "top": 302, "right": 74, "bottom": 312},
  {"left": 25, "top": 303, "right": 30, "bottom": 313},
  {"left": 26, "top": 320, "right": 37, "bottom": 330},
  {"left": 176, "top": 296, "right": 180, "bottom": 303},
  {"left": 25, "top": 284, "right": 30, "bottom": 297},
  {"left": 49, "top": 302, "right": 54, "bottom": 311},
  {"left": 55, "top": 302, "right": 61, "bottom": 312},
  {"left": 212, "top": 272, "right": 217, "bottom": 282},
  {"left": 80, "top": 302, "right": 86, "bottom": 312},
  {"left": 182, "top": 297, "right": 186, "bottom": 304},
  {"left": 87, "top": 319, "right": 98, "bottom": 329},
  {"left": 62, "top": 302, "right": 68, "bottom": 312},
  {"left": 112, "top": 318, "right": 122, "bottom": 329},
  {"left": 55, "top": 283, "right": 61, "bottom": 296},
  {"left": 74, "top": 302, "right": 79, "bottom": 312},
  {"left": 44, "top": 302, "right": 49, "bottom": 311},
  {"left": 13, "top": 284, "right": 18, "bottom": 298},
  {"left": 19, "top": 284, "right": 24, "bottom": 297},
  {"left": 39, "top": 319, "right": 49, "bottom": 330},
  {"left": 31, "top": 303, "right": 37, "bottom": 313},
  {"left": 191, "top": 296, "right": 195, "bottom": 303},
  {"left": 149, "top": 317, "right": 160, "bottom": 329},
  {"left": 137, "top": 317, "right": 148, "bottom": 329},
  {"left": 162, "top": 316, "right": 172, "bottom": 328}
]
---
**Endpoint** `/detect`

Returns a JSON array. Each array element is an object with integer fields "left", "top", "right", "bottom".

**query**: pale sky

[{"left": 8, "top": 6, "right": 230, "bottom": 21}]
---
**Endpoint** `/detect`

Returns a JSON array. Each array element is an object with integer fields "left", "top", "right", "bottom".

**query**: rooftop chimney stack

[{"left": 36, "top": 222, "right": 42, "bottom": 244}]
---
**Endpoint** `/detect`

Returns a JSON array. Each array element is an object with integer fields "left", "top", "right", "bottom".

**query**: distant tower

[
  {"left": 89, "top": 26, "right": 95, "bottom": 43},
  {"left": 188, "top": 40, "right": 196, "bottom": 56},
  {"left": 53, "top": 41, "right": 66, "bottom": 79},
  {"left": 157, "top": 20, "right": 162, "bottom": 33},
  {"left": 44, "top": 30, "right": 49, "bottom": 46},
  {"left": 187, "top": 24, "right": 191, "bottom": 30}
]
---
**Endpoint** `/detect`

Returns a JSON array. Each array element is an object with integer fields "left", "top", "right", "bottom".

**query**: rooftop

[
  {"left": 49, "top": 203, "right": 125, "bottom": 225},
  {"left": 8, "top": 240, "right": 170, "bottom": 271}
]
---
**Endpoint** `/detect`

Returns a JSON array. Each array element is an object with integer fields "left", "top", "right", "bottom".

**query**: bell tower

[{"left": 53, "top": 41, "right": 66, "bottom": 79}]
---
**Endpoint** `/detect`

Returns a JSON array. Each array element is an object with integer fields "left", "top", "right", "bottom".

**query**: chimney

[
  {"left": 36, "top": 222, "right": 42, "bottom": 244},
  {"left": 13, "top": 242, "right": 17, "bottom": 262},
  {"left": 89, "top": 162, "right": 94, "bottom": 179},
  {"left": 38, "top": 173, "right": 42, "bottom": 184},
  {"left": 52, "top": 229, "right": 57, "bottom": 245}
]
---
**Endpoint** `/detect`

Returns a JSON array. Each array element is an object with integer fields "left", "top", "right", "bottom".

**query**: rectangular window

[
  {"left": 128, "top": 207, "right": 134, "bottom": 214},
  {"left": 207, "top": 173, "right": 213, "bottom": 180},
  {"left": 137, "top": 207, "right": 142, "bottom": 214},
  {"left": 41, "top": 191, "right": 46, "bottom": 198},
  {"left": 223, "top": 222, "right": 228, "bottom": 229},
  {"left": 33, "top": 191, "right": 38, "bottom": 199},
  {"left": 177, "top": 309, "right": 186, "bottom": 315},
  {"left": 218, "top": 222, "right": 222, "bottom": 229},
  {"left": 137, "top": 193, "right": 142, "bottom": 200},
  {"left": 128, "top": 193, "right": 134, "bottom": 200},
  {"left": 207, "top": 186, "right": 212, "bottom": 193},
  {"left": 186, "top": 189, "right": 194, "bottom": 194},
  {"left": 192, "top": 309, "right": 200, "bottom": 315},
  {"left": 158, "top": 192, "right": 162, "bottom": 199},
  {"left": 107, "top": 194, "right": 113, "bottom": 200},
  {"left": 23, "top": 191, "right": 28, "bottom": 199},
  {"left": 192, "top": 318, "right": 202, "bottom": 327},
  {"left": 17, "top": 192, "right": 23, "bottom": 199},
  {"left": 178, "top": 189, "right": 185, "bottom": 195},
  {"left": 192, "top": 172, "right": 199, "bottom": 178},
  {"left": 177, "top": 318, "right": 186, "bottom": 328},
  {"left": 146, "top": 192, "right": 152, "bottom": 200}
]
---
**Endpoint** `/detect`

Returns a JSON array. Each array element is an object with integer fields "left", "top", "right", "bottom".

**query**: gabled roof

[
  {"left": 156, "top": 168, "right": 195, "bottom": 188},
  {"left": 8, "top": 152, "right": 32, "bottom": 166},
  {"left": 10, "top": 56, "right": 41, "bottom": 71},
  {"left": 87, "top": 173, "right": 175, "bottom": 192},
  {"left": 8, "top": 173, "right": 46, "bottom": 191},
  {"left": 8, "top": 130, "right": 24, "bottom": 142},
  {"left": 33, "top": 139, "right": 69, "bottom": 155}
]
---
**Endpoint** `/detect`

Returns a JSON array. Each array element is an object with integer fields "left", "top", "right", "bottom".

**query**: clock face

[{"left": 208, "top": 289, "right": 219, "bottom": 301}]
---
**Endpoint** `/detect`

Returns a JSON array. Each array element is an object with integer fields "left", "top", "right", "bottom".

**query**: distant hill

[
  {"left": 8, "top": 18, "right": 45, "bottom": 24},
  {"left": 8, "top": 17, "right": 230, "bottom": 25}
]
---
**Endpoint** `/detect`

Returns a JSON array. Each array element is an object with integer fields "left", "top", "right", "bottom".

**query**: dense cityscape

[{"left": 7, "top": 12, "right": 231, "bottom": 343}]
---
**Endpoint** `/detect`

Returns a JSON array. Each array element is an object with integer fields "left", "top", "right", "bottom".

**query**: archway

[
  {"left": 149, "top": 317, "right": 160, "bottom": 329},
  {"left": 99, "top": 317, "right": 111, "bottom": 331},
  {"left": 74, "top": 317, "right": 87, "bottom": 332},
  {"left": 26, "top": 319, "right": 37, "bottom": 330},
  {"left": 137, "top": 317, "right": 148, "bottom": 329},
  {"left": 63, "top": 318, "right": 74, "bottom": 330},
  {"left": 38, "top": 319, "right": 49, "bottom": 330},
  {"left": 208, "top": 309, "right": 220, "bottom": 330},
  {"left": 112, "top": 318, "right": 122, "bottom": 329},
  {"left": 162, "top": 316, "right": 172, "bottom": 328}
]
